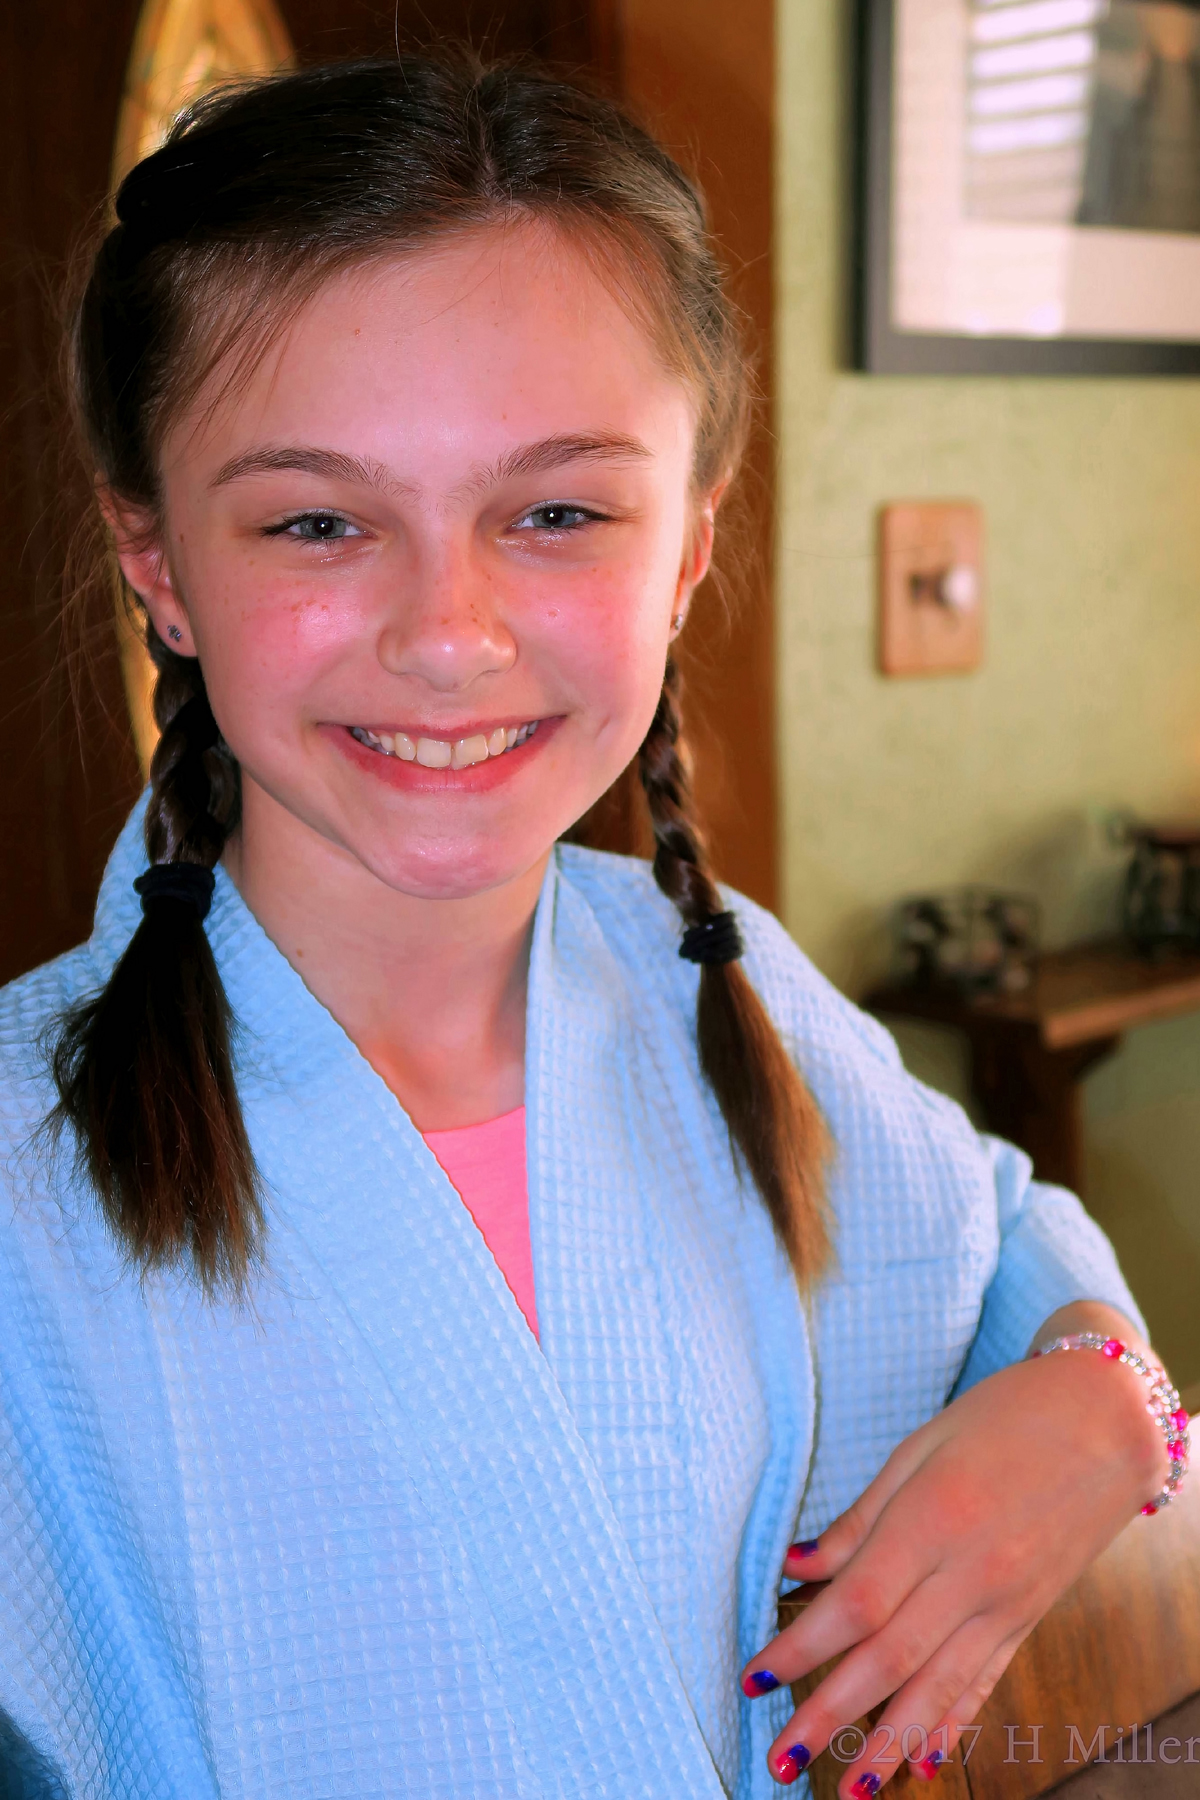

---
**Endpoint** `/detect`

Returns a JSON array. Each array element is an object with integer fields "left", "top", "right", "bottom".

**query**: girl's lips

[{"left": 325, "top": 717, "right": 561, "bottom": 792}]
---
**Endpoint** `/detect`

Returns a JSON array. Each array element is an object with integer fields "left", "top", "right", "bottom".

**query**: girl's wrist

[{"left": 1027, "top": 1323, "right": 1189, "bottom": 1514}]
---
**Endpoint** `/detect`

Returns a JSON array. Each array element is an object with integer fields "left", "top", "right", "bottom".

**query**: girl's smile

[
  {"left": 337, "top": 713, "right": 556, "bottom": 792},
  {"left": 118, "top": 224, "right": 714, "bottom": 911}
]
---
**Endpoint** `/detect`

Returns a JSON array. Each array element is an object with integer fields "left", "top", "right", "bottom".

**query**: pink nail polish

[
  {"left": 773, "top": 1743, "right": 810, "bottom": 1785},
  {"left": 743, "top": 1669, "right": 781, "bottom": 1696},
  {"left": 851, "top": 1776, "right": 881, "bottom": 1799},
  {"left": 918, "top": 1750, "right": 944, "bottom": 1779},
  {"left": 786, "top": 1538, "right": 820, "bottom": 1559}
]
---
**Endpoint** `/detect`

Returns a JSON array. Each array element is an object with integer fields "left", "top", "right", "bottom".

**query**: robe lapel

[{"left": 194, "top": 863, "right": 729, "bottom": 1799}]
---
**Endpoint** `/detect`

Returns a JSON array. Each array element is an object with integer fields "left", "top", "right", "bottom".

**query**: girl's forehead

[{"left": 166, "top": 225, "right": 697, "bottom": 485}]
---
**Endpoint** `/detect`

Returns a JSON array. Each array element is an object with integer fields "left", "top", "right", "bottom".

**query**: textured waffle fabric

[
  {"left": 0, "top": 797, "right": 1143, "bottom": 1800},
  {"left": 423, "top": 1107, "right": 539, "bottom": 1339}
]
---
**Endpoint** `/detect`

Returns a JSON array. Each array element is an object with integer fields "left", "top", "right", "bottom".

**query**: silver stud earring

[
  {"left": 671, "top": 612, "right": 685, "bottom": 633},
  {"left": 167, "top": 625, "right": 183, "bottom": 643}
]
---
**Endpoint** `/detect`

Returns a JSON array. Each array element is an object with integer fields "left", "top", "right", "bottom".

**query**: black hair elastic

[
  {"left": 678, "top": 910, "right": 744, "bottom": 966},
  {"left": 133, "top": 864, "right": 216, "bottom": 921}
]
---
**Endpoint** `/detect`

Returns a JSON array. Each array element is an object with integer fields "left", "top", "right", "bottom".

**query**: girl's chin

[{"left": 349, "top": 846, "right": 551, "bottom": 903}]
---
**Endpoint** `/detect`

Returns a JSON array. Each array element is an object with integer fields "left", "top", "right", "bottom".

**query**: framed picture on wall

[{"left": 858, "top": 0, "right": 1200, "bottom": 373}]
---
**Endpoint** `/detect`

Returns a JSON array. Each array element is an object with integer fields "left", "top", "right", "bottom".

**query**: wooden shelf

[
  {"left": 870, "top": 939, "right": 1200, "bottom": 1051},
  {"left": 865, "top": 939, "right": 1200, "bottom": 1197}
]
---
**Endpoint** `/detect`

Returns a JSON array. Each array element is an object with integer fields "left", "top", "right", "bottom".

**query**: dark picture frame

[{"left": 857, "top": 0, "right": 1200, "bottom": 374}]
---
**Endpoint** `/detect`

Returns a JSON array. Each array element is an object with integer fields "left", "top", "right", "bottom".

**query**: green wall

[{"left": 776, "top": 2, "right": 1200, "bottom": 1385}]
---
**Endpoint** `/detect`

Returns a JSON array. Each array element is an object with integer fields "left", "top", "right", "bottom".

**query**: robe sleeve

[
  {"left": 725, "top": 889, "right": 1150, "bottom": 1400},
  {"left": 953, "top": 1133, "right": 1148, "bottom": 1394}
]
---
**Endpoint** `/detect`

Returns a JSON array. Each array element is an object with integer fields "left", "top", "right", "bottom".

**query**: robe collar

[{"left": 89, "top": 796, "right": 731, "bottom": 1798}]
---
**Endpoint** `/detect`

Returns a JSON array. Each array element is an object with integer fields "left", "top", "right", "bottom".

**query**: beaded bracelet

[{"left": 1030, "top": 1333, "right": 1189, "bottom": 1514}]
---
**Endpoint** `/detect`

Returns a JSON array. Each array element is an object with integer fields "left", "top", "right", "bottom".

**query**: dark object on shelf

[
  {"left": 894, "top": 887, "right": 1039, "bottom": 995},
  {"left": 866, "top": 939, "right": 1200, "bottom": 1199},
  {"left": 1122, "top": 823, "right": 1200, "bottom": 956}
]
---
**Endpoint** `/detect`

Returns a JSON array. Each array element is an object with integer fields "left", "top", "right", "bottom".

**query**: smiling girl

[{"left": 0, "top": 54, "right": 1187, "bottom": 1800}]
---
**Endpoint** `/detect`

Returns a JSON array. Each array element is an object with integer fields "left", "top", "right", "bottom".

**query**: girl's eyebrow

[
  {"left": 211, "top": 446, "right": 415, "bottom": 495},
  {"left": 480, "top": 432, "right": 653, "bottom": 488},
  {"left": 211, "top": 433, "right": 651, "bottom": 497}
]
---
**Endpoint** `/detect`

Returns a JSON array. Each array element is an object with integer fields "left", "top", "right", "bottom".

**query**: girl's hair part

[{"left": 53, "top": 51, "right": 829, "bottom": 1291}]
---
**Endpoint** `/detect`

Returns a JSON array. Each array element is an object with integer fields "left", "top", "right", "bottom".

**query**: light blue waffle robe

[{"left": 0, "top": 800, "right": 1143, "bottom": 1799}]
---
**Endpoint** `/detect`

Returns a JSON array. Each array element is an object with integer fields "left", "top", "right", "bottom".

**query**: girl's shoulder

[
  {"left": 0, "top": 941, "right": 100, "bottom": 1143},
  {"left": 553, "top": 842, "right": 906, "bottom": 1077}
]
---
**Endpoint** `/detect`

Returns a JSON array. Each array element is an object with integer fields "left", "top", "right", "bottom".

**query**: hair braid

[
  {"left": 639, "top": 658, "right": 831, "bottom": 1285},
  {"left": 54, "top": 55, "right": 785, "bottom": 1289},
  {"left": 49, "top": 636, "right": 262, "bottom": 1294}
]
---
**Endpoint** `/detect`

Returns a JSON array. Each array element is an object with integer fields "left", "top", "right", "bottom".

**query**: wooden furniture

[
  {"left": 864, "top": 940, "right": 1200, "bottom": 1196},
  {"left": 778, "top": 1384, "right": 1200, "bottom": 1800}
]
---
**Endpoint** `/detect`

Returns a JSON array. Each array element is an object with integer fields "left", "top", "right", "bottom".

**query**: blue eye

[
  {"left": 268, "top": 511, "right": 361, "bottom": 541},
  {"left": 514, "top": 504, "right": 596, "bottom": 532}
]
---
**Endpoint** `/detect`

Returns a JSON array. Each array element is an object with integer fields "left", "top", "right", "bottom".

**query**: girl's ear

[
  {"left": 672, "top": 476, "right": 731, "bottom": 631},
  {"left": 98, "top": 487, "right": 197, "bottom": 656}
]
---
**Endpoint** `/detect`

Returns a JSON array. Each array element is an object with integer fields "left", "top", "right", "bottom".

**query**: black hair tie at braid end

[
  {"left": 679, "top": 910, "right": 744, "bottom": 967},
  {"left": 133, "top": 864, "right": 216, "bottom": 921}
]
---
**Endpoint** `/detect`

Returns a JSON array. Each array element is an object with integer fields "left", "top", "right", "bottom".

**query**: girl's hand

[{"left": 741, "top": 1303, "right": 1171, "bottom": 1797}]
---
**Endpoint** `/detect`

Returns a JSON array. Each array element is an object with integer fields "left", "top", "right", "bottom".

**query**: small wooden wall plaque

[{"left": 878, "top": 501, "right": 984, "bottom": 677}]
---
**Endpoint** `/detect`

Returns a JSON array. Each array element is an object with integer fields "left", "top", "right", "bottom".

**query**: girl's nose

[{"left": 376, "top": 551, "right": 517, "bottom": 691}]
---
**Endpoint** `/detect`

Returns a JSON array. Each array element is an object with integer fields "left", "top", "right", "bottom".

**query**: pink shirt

[{"left": 422, "top": 1106, "right": 538, "bottom": 1339}]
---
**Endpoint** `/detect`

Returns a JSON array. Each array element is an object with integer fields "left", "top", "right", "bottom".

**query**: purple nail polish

[
  {"left": 918, "top": 1750, "right": 944, "bottom": 1779},
  {"left": 773, "top": 1743, "right": 811, "bottom": 1784},
  {"left": 851, "top": 1776, "right": 881, "bottom": 1799},
  {"left": 744, "top": 1669, "right": 781, "bottom": 1695},
  {"left": 787, "top": 1539, "right": 820, "bottom": 1558}
]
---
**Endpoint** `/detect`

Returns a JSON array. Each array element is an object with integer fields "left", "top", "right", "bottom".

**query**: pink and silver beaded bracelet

[{"left": 1030, "top": 1333, "right": 1189, "bottom": 1513}]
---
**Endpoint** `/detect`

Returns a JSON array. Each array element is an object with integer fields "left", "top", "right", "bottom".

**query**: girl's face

[{"left": 119, "top": 225, "right": 716, "bottom": 901}]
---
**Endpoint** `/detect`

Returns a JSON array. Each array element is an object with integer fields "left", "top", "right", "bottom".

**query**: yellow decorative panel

[{"left": 111, "top": 0, "right": 294, "bottom": 771}]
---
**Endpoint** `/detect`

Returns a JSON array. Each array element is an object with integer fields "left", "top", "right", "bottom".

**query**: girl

[{"left": 0, "top": 55, "right": 1186, "bottom": 1800}]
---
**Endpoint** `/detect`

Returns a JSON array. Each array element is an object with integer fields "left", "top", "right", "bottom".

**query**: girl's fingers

[
  {"left": 745, "top": 1547, "right": 922, "bottom": 1697},
  {"left": 903, "top": 1632, "right": 1030, "bottom": 1781},
  {"left": 799, "top": 1617, "right": 1025, "bottom": 1797},
  {"left": 779, "top": 1423, "right": 947, "bottom": 1585},
  {"left": 761, "top": 1575, "right": 982, "bottom": 1784},
  {"left": 745, "top": 1441, "right": 958, "bottom": 1696}
]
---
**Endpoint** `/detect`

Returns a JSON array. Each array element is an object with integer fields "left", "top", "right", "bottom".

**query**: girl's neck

[{"left": 223, "top": 780, "right": 547, "bottom": 1132}]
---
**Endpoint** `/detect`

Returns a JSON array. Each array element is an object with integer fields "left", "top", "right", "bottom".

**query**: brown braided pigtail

[
  {"left": 49, "top": 634, "right": 262, "bottom": 1293},
  {"left": 639, "top": 658, "right": 831, "bottom": 1286}
]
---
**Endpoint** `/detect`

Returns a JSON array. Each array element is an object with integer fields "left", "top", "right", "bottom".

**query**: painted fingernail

[
  {"left": 917, "top": 1750, "right": 944, "bottom": 1779},
  {"left": 787, "top": 1539, "right": 820, "bottom": 1559},
  {"left": 851, "top": 1776, "right": 881, "bottom": 1799},
  {"left": 743, "top": 1669, "right": 781, "bottom": 1695},
  {"left": 773, "top": 1743, "right": 811, "bottom": 1784}
]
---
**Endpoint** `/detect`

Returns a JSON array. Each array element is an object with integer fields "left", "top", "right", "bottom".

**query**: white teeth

[
  {"left": 355, "top": 722, "right": 539, "bottom": 763},
  {"left": 451, "top": 733, "right": 490, "bottom": 769}
]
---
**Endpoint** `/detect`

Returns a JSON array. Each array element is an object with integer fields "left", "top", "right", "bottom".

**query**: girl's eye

[
  {"left": 266, "top": 511, "right": 364, "bottom": 542},
  {"left": 512, "top": 503, "right": 599, "bottom": 533}
]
